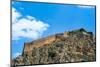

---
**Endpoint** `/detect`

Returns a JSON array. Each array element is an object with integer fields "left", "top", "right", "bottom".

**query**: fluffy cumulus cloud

[{"left": 12, "top": 7, "right": 50, "bottom": 40}]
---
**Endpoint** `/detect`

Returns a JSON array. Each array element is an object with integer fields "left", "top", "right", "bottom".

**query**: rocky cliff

[{"left": 11, "top": 28, "right": 96, "bottom": 66}]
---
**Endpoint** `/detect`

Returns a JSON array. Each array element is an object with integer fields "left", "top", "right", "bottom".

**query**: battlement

[
  {"left": 32, "top": 35, "right": 56, "bottom": 48},
  {"left": 23, "top": 32, "right": 69, "bottom": 54}
]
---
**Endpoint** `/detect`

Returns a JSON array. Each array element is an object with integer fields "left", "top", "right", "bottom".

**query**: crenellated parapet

[{"left": 23, "top": 32, "right": 69, "bottom": 55}]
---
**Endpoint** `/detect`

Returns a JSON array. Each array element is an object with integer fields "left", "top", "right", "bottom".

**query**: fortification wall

[
  {"left": 23, "top": 35, "right": 56, "bottom": 53},
  {"left": 23, "top": 32, "right": 68, "bottom": 54},
  {"left": 32, "top": 35, "right": 56, "bottom": 48},
  {"left": 23, "top": 42, "right": 32, "bottom": 55}
]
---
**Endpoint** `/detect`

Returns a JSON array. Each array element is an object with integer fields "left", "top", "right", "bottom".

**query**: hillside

[{"left": 11, "top": 28, "right": 96, "bottom": 66}]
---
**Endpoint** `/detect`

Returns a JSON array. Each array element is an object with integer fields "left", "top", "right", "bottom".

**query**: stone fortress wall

[{"left": 23, "top": 32, "right": 68, "bottom": 54}]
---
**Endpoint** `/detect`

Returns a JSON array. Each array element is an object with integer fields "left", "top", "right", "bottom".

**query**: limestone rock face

[{"left": 12, "top": 28, "right": 96, "bottom": 66}]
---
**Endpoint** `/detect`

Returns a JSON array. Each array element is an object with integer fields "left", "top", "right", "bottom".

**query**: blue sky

[{"left": 12, "top": 1, "right": 96, "bottom": 58}]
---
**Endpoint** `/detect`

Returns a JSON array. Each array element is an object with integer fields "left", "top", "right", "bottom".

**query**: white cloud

[
  {"left": 12, "top": 8, "right": 21, "bottom": 24},
  {"left": 13, "top": 52, "right": 21, "bottom": 58},
  {"left": 12, "top": 7, "right": 50, "bottom": 40},
  {"left": 77, "top": 5, "right": 95, "bottom": 9}
]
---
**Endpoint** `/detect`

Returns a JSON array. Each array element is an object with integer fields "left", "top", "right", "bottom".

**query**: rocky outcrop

[{"left": 12, "top": 28, "right": 96, "bottom": 66}]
